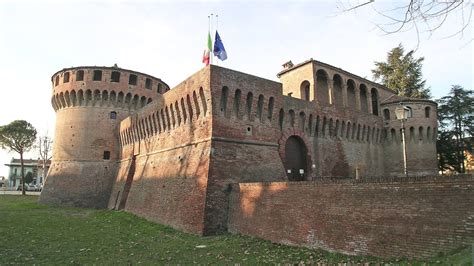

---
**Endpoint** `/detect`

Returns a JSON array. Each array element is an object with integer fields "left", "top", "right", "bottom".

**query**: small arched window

[
  {"left": 425, "top": 106, "right": 431, "bottom": 118},
  {"left": 246, "top": 92, "right": 253, "bottom": 120},
  {"left": 220, "top": 86, "right": 229, "bottom": 113},
  {"left": 233, "top": 89, "right": 241, "bottom": 118},
  {"left": 322, "top": 117, "right": 327, "bottom": 137},
  {"left": 390, "top": 128, "right": 396, "bottom": 142},
  {"left": 300, "top": 80, "right": 310, "bottom": 101},
  {"left": 257, "top": 95, "right": 264, "bottom": 121},
  {"left": 278, "top": 109, "right": 284, "bottom": 130},
  {"left": 406, "top": 106, "right": 413, "bottom": 118},
  {"left": 199, "top": 87, "right": 207, "bottom": 116},
  {"left": 410, "top": 127, "right": 415, "bottom": 141},
  {"left": 315, "top": 116, "right": 320, "bottom": 137},
  {"left": 329, "top": 119, "right": 333, "bottom": 136},
  {"left": 55, "top": 76, "right": 59, "bottom": 86},
  {"left": 371, "top": 88, "right": 379, "bottom": 115},
  {"left": 299, "top": 112, "right": 306, "bottom": 131},
  {"left": 383, "top": 109, "right": 390, "bottom": 120},
  {"left": 268, "top": 97, "right": 274, "bottom": 120},
  {"left": 289, "top": 110, "right": 295, "bottom": 127},
  {"left": 418, "top": 126, "right": 424, "bottom": 140}
]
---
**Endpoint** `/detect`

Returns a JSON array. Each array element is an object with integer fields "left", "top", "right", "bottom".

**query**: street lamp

[{"left": 395, "top": 105, "right": 410, "bottom": 177}]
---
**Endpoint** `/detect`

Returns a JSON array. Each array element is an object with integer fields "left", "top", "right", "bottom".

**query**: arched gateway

[{"left": 284, "top": 136, "right": 308, "bottom": 181}]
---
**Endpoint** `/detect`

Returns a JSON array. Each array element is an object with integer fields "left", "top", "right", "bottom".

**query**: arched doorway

[{"left": 284, "top": 136, "right": 308, "bottom": 181}]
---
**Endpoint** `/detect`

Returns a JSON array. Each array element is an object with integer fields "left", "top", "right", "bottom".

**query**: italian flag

[{"left": 202, "top": 32, "right": 212, "bottom": 66}]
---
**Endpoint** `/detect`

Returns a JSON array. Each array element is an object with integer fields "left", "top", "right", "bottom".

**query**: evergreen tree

[
  {"left": 437, "top": 85, "right": 474, "bottom": 173},
  {"left": 372, "top": 44, "right": 431, "bottom": 99},
  {"left": 24, "top": 172, "right": 34, "bottom": 185},
  {"left": 0, "top": 120, "right": 37, "bottom": 195}
]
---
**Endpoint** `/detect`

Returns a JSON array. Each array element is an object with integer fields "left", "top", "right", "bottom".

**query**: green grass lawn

[{"left": 0, "top": 195, "right": 471, "bottom": 265}]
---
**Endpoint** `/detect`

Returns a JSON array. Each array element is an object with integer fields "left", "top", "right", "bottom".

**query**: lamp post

[{"left": 395, "top": 106, "right": 410, "bottom": 177}]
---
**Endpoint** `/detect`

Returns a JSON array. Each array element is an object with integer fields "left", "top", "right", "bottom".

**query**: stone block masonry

[{"left": 228, "top": 175, "right": 474, "bottom": 258}]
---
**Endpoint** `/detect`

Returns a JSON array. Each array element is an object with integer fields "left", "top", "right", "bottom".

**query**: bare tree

[
  {"left": 36, "top": 135, "right": 53, "bottom": 187},
  {"left": 337, "top": 0, "right": 472, "bottom": 44}
]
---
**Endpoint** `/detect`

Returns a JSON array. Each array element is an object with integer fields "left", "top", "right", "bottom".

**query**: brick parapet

[
  {"left": 228, "top": 174, "right": 474, "bottom": 258},
  {"left": 51, "top": 66, "right": 167, "bottom": 112},
  {"left": 234, "top": 174, "right": 473, "bottom": 186},
  {"left": 117, "top": 67, "right": 212, "bottom": 159}
]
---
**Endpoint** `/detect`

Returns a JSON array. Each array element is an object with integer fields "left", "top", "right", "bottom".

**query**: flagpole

[
  {"left": 208, "top": 14, "right": 210, "bottom": 35},
  {"left": 210, "top": 13, "right": 213, "bottom": 65},
  {"left": 215, "top": 14, "right": 219, "bottom": 66}
]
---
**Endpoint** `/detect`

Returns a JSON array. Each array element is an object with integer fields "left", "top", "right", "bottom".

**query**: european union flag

[{"left": 213, "top": 31, "right": 227, "bottom": 61}]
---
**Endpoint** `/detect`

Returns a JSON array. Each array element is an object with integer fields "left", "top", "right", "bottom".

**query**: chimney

[{"left": 282, "top": 60, "right": 294, "bottom": 70}]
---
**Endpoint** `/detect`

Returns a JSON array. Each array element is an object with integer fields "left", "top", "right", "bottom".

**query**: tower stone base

[{"left": 39, "top": 161, "right": 116, "bottom": 208}]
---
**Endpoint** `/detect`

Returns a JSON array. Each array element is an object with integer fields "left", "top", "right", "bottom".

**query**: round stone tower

[
  {"left": 39, "top": 66, "right": 168, "bottom": 208},
  {"left": 381, "top": 98, "right": 438, "bottom": 176}
]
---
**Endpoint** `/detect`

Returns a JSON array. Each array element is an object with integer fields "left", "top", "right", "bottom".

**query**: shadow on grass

[{"left": 0, "top": 195, "right": 471, "bottom": 265}]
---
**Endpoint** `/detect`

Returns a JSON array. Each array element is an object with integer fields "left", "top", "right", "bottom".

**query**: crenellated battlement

[
  {"left": 214, "top": 83, "right": 385, "bottom": 145},
  {"left": 381, "top": 97, "right": 437, "bottom": 142},
  {"left": 119, "top": 86, "right": 209, "bottom": 147},
  {"left": 51, "top": 66, "right": 168, "bottom": 112}
]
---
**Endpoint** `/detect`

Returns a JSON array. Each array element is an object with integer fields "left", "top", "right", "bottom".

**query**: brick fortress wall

[
  {"left": 40, "top": 66, "right": 168, "bottom": 208},
  {"left": 41, "top": 61, "right": 443, "bottom": 257},
  {"left": 107, "top": 67, "right": 212, "bottom": 234},
  {"left": 228, "top": 175, "right": 474, "bottom": 258},
  {"left": 105, "top": 64, "right": 439, "bottom": 235}
]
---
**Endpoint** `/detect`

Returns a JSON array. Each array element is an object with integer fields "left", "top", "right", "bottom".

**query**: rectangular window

[
  {"left": 129, "top": 74, "right": 137, "bottom": 85},
  {"left": 111, "top": 71, "right": 120, "bottom": 83},
  {"left": 76, "top": 70, "right": 84, "bottom": 81},
  {"left": 63, "top": 72, "right": 70, "bottom": 83},
  {"left": 93, "top": 70, "right": 102, "bottom": 81},
  {"left": 145, "top": 78, "right": 152, "bottom": 89},
  {"left": 103, "top": 151, "right": 111, "bottom": 160}
]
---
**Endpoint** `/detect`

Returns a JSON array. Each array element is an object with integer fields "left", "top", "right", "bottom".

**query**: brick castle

[{"left": 39, "top": 60, "right": 473, "bottom": 258}]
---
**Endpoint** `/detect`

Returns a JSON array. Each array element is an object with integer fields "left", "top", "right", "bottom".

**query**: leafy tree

[
  {"left": 0, "top": 120, "right": 37, "bottom": 195},
  {"left": 24, "top": 172, "right": 33, "bottom": 185},
  {"left": 372, "top": 44, "right": 431, "bottom": 99},
  {"left": 437, "top": 85, "right": 474, "bottom": 173}
]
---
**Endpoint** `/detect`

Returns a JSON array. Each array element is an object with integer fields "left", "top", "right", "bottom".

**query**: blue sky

[{"left": 0, "top": 0, "right": 472, "bottom": 177}]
